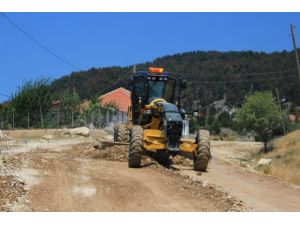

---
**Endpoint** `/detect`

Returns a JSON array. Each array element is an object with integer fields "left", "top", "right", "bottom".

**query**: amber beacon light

[{"left": 148, "top": 67, "right": 164, "bottom": 74}]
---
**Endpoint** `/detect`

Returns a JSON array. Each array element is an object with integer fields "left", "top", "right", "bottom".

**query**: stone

[
  {"left": 202, "top": 181, "right": 208, "bottom": 188},
  {"left": 70, "top": 127, "right": 90, "bottom": 137},
  {"left": 42, "top": 135, "right": 53, "bottom": 142},
  {"left": 257, "top": 158, "right": 272, "bottom": 166}
]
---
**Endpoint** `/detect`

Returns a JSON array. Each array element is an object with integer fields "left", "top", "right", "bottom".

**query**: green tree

[
  {"left": 217, "top": 111, "right": 233, "bottom": 128},
  {"left": 10, "top": 78, "right": 51, "bottom": 128},
  {"left": 0, "top": 102, "right": 15, "bottom": 129},
  {"left": 237, "top": 91, "right": 282, "bottom": 152},
  {"left": 209, "top": 120, "right": 221, "bottom": 135},
  {"left": 57, "top": 88, "right": 81, "bottom": 126}
]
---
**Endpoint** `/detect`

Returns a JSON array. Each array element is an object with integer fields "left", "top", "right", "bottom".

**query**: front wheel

[
  {"left": 194, "top": 129, "right": 211, "bottom": 171},
  {"left": 128, "top": 125, "right": 144, "bottom": 168}
]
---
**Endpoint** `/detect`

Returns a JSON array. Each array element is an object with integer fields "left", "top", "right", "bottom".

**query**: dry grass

[
  {"left": 5, "top": 129, "right": 60, "bottom": 140},
  {"left": 263, "top": 130, "right": 300, "bottom": 185}
]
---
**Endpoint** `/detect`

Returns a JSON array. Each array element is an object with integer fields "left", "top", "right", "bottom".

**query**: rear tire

[
  {"left": 194, "top": 129, "right": 211, "bottom": 171},
  {"left": 128, "top": 125, "right": 144, "bottom": 168},
  {"left": 114, "top": 124, "right": 129, "bottom": 142}
]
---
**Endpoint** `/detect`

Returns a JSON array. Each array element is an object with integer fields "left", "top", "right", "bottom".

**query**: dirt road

[
  {"left": 4, "top": 142, "right": 238, "bottom": 212},
  {"left": 1, "top": 137, "right": 300, "bottom": 212},
  {"left": 175, "top": 141, "right": 300, "bottom": 211}
]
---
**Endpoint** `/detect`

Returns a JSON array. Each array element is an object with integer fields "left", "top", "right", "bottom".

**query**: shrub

[{"left": 209, "top": 120, "right": 221, "bottom": 135}]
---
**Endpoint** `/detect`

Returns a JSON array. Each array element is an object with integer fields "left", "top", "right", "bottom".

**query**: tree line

[
  {"left": 50, "top": 50, "right": 300, "bottom": 111},
  {"left": 0, "top": 79, "right": 119, "bottom": 129}
]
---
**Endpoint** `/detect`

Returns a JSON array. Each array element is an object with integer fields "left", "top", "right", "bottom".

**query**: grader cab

[{"left": 114, "top": 67, "right": 211, "bottom": 171}]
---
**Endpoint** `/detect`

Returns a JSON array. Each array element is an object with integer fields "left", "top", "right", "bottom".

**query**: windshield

[
  {"left": 148, "top": 81, "right": 165, "bottom": 98},
  {"left": 148, "top": 79, "right": 175, "bottom": 102}
]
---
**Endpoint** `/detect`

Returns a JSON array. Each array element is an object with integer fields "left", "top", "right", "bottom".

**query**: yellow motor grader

[{"left": 114, "top": 67, "right": 211, "bottom": 171}]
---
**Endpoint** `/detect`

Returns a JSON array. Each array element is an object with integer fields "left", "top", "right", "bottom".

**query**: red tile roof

[
  {"left": 51, "top": 100, "right": 61, "bottom": 106},
  {"left": 99, "top": 87, "right": 131, "bottom": 112}
]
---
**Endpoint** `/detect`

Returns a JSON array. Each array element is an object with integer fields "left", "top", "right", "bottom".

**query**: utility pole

[
  {"left": 39, "top": 97, "right": 44, "bottom": 129},
  {"left": 27, "top": 111, "right": 30, "bottom": 129},
  {"left": 223, "top": 82, "right": 227, "bottom": 103},
  {"left": 57, "top": 110, "right": 60, "bottom": 128},
  {"left": 276, "top": 87, "right": 286, "bottom": 135},
  {"left": 290, "top": 24, "right": 300, "bottom": 82},
  {"left": 71, "top": 110, "right": 74, "bottom": 128},
  {"left": 250, "top": 83, "right": 254, "bottom": 94},
  {"left": 133, "top": 65, "right": 136, "bottom": 73},
  {"left": 290, "top": 24, "right": 300, "bottom": 105},
  {"left": 12, "top": 113, "right": 15, "bottom": 130}
]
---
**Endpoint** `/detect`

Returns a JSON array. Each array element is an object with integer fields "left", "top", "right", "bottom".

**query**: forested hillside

[{"left": 51, "top": 50, "right": 300, "bottom": 110}]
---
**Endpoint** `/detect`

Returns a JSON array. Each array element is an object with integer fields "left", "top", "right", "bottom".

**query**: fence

[
  {"left": 0, "top": 107, "right": 128, "bottom": 131},
  {"left": 0, "top": 130, "right": 16, "bottom": 152},
  {"left": 85, "top": 109, "right": 128, "bottom": 131}
]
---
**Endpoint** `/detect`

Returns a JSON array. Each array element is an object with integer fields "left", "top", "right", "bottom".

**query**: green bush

[
  {"left": 286, "top": 122, "right": 300, "bottom": 133},
  {"left": 209, "top": 120, "right": 221, "bottom": 134},
  {"left": 237, "top": 91, "right": 282, "bottom": 152},
  {"left": 217, "top": 111, "right": 233, "bottom": 127}
]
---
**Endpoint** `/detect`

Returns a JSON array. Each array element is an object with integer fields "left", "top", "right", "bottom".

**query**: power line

[
  {"left": 98, "top": 75, "right": 129, "bottom": 96},
  {"left": 0, "top": 13, "right": 82, "bottom": 71},
  {"left": 98, "top": 70, "right": 297, "bottom": 96},
  {"left": 171, "top": 69, "right": 297, "bottom": 78},
  {"left": 199, "top": 75, "right": 297, "bottom": 84},
  {"left": 0, "top": 92, "right": 10, "bottom": 98},
  {"left": 96, "top": 71, "right": 297, "bottom": 98}
]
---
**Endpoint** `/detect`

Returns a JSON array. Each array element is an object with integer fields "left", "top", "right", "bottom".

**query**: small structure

[
  {"left": 98, "top": 87, "right": 131, "bottom": 113},
  {"left": 52, "top": 100, "right": 61, "bottom": 107},
  {"left": 288, "top": 114, "right": 297, "bottom": 124},
  {"left": 99, "top": 87, "right": 131, "bottom": 124}
]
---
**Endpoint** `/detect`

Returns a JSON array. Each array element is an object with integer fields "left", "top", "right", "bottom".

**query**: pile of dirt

[
  {"left": 0, "top": 175, "right": 26, "bottom": 211},
  {"left": 88, "top": 145, "right": 195, "bottom": 167},
  {"left": 86, "top": 145, "right": 159, "bottom": 166},
  {"left": 90, "top": 145, "right": 128, "bottom": 162},
  {"left": 158, "top": 168, "right": 244, "bottom": 211},
  {"left": 171, "top": 155, "right": 193, "bottom": 167},
  {"left": 0, "top": 154, "right": 27, "bottom": 211}
]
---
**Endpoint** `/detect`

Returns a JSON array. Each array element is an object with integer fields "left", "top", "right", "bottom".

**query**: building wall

[{"left": 99, "top": 87, "right": 131, "bottom": 112}]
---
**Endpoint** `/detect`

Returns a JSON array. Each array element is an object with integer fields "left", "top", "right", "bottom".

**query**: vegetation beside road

[
  {"left": 254, "top": 130, "right": 300, "bottom": 185},
  {"left": 236, "top": 91, "right": 282, "bottom": 152}
]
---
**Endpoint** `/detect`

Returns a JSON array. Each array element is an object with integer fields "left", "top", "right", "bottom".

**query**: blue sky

[{"left": 1, "top": 12, "right": 300, "bottom": 102}]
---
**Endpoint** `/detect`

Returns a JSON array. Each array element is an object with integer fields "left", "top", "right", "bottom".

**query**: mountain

[{"left": 50, "top": 50, "right": 300, "bottom": 110}]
